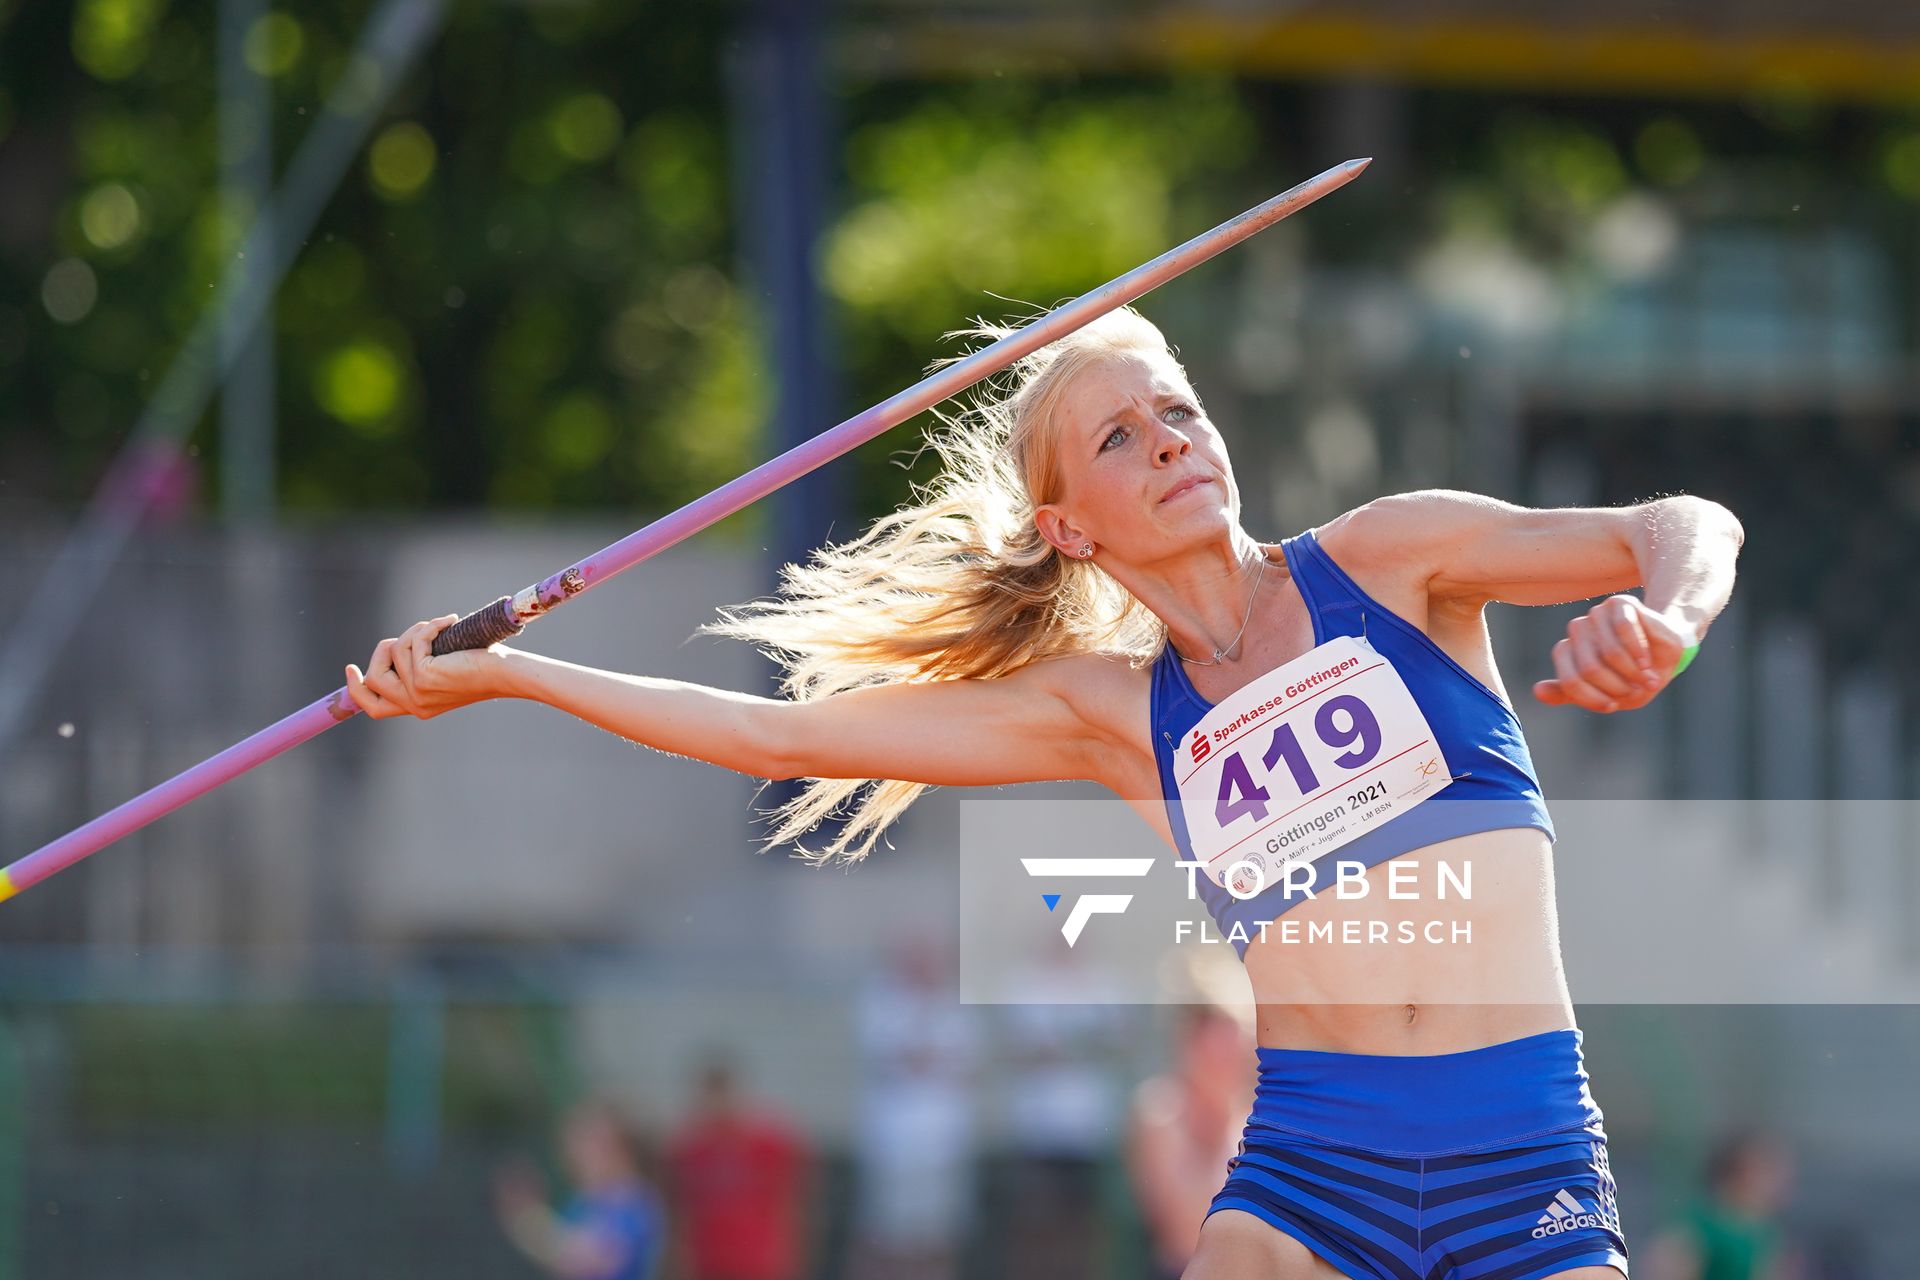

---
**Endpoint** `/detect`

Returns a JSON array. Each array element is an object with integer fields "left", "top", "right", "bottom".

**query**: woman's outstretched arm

[{"left": 345, "top": 616, "right": 1113, "bottom": 787}]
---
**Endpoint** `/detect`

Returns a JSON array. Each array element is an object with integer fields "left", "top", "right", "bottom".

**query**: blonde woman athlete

[{"left": 346, "top": 307, "right": 1742, "bottom": 1280}]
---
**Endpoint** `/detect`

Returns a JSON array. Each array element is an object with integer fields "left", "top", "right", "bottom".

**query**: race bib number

[{"left": 1173, "top": 635, "right": 1452, "bottom": 893}]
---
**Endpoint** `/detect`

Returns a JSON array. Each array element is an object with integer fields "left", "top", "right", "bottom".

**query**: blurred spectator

[
  {"left": 1126, "top": 954, "right": 1256, "bottom": 1280},
  {"left": 493, "top": 1098, "right": 667, "bottom": 1280},
  {"left": 992, "top": 944, "right": 1131, "bottom": 1279},
  {"left": 1642, "top": 1130, "right": 1806, "bottom": 1280},
  {"left": 664, "top": 1055, "right": 813, "bottom": 1280},
  {"left": 850, "top": 936, "right": 980, "bottom": 1280}
]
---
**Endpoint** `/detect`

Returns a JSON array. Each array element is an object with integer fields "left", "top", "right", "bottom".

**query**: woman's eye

[
  {"left": 1167, "top": 405, "right": 1193, "bottom": 422},
  {"left": 1101, "top": 426, "right": 1127, "bottom": 451}
]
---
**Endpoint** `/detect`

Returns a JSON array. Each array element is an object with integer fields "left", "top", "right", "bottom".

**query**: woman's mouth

[{"left": 1159, "top": 476, "right": 1210, "bottom": 504}]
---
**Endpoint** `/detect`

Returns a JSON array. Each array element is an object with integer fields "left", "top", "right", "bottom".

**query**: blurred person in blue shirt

[{"left": 495, "top": 1099, "right": 667, "bottom": 1280}]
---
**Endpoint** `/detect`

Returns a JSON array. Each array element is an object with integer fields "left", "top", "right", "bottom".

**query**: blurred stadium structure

[{"left": 2, "top": 0, "right": 1919, "bottom": 1275}]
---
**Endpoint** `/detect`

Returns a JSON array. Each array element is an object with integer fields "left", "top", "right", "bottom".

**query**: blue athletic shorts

[{"left": 1208, "top": 1029, "right": 1629, "bottom": 1280}]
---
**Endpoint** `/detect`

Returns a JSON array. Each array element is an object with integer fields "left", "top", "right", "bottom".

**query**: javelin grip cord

[{"left": 433, "top": 596, "right": 526, "bottom": 655}]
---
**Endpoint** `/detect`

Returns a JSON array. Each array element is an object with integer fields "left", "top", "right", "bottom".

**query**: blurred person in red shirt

[{"left": 664, "top": 1055, "right": 814, "bottom": 1280}]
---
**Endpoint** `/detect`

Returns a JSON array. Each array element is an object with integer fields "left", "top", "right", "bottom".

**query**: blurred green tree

[{"left": 1, "top": 1, "right": 1271, "bottom": 529}]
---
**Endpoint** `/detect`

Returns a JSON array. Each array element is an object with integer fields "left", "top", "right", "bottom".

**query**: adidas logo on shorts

[{"left": 1531, "top": 1188, "right": 1608, "bottom": 1238}]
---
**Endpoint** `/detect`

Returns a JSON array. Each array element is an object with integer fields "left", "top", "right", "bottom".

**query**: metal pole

[
  {"left": 733, "top": 0, "right": 843, "bottom": 566},
  {"left": 0, "top": 0, "right": 447, "bottom": 752},
  {"left": 730, "top": 0, "right": 843, "bottom": 860},
  {"left": 219, "top": 0, "right": 276, "bottom": 523}
]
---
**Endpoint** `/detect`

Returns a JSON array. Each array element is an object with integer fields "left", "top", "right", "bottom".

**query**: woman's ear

[{"left": 1032, "top": 502, "right": 1084, "bottom": 556}]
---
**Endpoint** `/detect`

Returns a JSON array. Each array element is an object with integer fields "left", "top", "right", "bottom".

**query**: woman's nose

[{"left": 1154, "top": 422, "right": 1193, "bottom": 462}]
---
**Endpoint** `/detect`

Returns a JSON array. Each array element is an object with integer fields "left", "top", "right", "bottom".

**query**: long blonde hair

[{"left": 699, "top": 304, "right": 1184, "bottom": 863}]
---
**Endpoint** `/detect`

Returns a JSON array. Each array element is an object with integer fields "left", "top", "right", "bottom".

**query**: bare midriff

[{"left": 1236, "top": 826, "right": 1576, "bottom": 1054}]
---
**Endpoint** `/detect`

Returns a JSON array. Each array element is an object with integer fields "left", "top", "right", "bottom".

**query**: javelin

[{"left": 0, "top": 156, "right": 1371, "bottom": 903}]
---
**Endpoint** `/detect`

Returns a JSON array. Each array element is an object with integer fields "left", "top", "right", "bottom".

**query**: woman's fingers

[
  {"left": 1547, "top": 636, "right": 1617, "bottom": 712},
  {"left": 1538, "top": 597, "right": 1680, "bottom": 713},
  {"left": 344, "top": 663, "right": 396, "bottom": 719},
  {"left": 406, "top": 616, "right": 457, "bottom": 688},
  {"left": 361, "top": 636, "right": 419, "bottom": 716},
  {"left": 350, "top": 616, "right": 473, "bottom": 723},
  {"left": 390, "top": 628, "right": 416, "bottom": 693},
  {"left": 1566, "top": 617, "right": 1634, "bottom": 700},
  {"left": 1589, "top": 604, "right": 1657, "bottom": 688},
  {"left": 1604, "top": 598, "right": 1656, "bottom": 676},
  {"left": 1599, "top": 602, "right": 1670, "bottom": 707},
  {"left": 393, "top": 617, "right": 447, "bottom": 695},
  {"left": 361, "top": 616, "right": 471, "bottom": 721},
  {"left": 1592, "top": 600, "right": 1673, "bottom": 706},
  {"left": 366, "top": 636, "right": 396, "bottom": 681}
]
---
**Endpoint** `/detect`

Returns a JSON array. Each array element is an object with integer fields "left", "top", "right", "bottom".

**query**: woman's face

[{"left": 1036, "top": 350, "right": 1239, "bottom": 562}]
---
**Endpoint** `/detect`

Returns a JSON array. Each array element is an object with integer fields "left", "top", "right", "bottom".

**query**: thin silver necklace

[{"left": 1175, "top": 556, "right": 1270, "bottom": 666}]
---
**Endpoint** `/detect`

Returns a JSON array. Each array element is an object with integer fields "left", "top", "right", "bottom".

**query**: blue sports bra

[{"left": 1149, "top": 527, "right": 1556, "bottom": 957}]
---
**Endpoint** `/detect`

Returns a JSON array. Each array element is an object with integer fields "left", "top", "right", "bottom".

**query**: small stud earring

[{"left": 1079, "top": 545, "right": 1093, "bottom": 558}]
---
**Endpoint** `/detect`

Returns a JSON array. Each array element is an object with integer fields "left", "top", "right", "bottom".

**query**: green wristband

[{"left": 1671, "top": 642, "right": 1701, "bottom": 677}]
